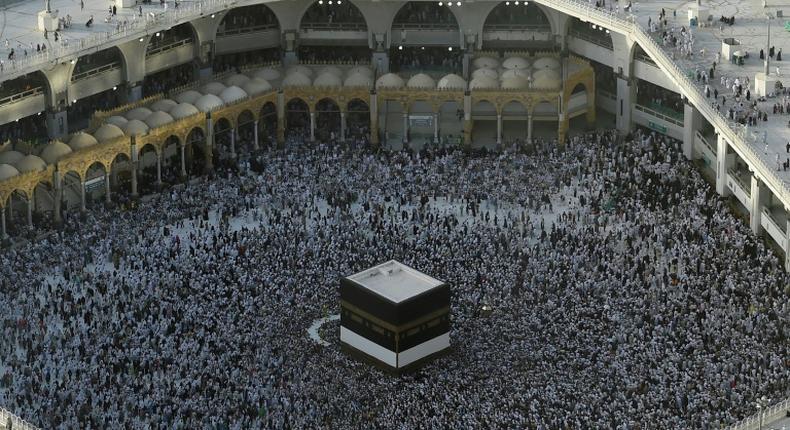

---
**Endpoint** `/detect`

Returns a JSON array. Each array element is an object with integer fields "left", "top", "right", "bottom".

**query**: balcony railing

[
  {"left": 483, "top": 23, "right": 552, "bottom": 32},
  {"left": 71, "top": 61, "right": 121, "bottom": 82},
  {"left": 301, "top": 22, "right": 367, "bottom": 32},
  {"left": 0, "top": 407, "right": 41, "bottom": 430},
  {"left": 634, "top": 103, "right": 683, "bottom": 127},
  {"left": 145, "top": 38, "right": 193, "bottom": 58},
  {"left": 391, "top": 22, "right": 458, "bottom": 31},
  {"left": 216, "top": 23, "right": 279, "bottom": 37},
  {"left": 0, "top": 86, "right": 43, "bottom": 107},
  {"left": 568, "top": 28, "right": 613, "bottom": 49},
  {"left": 727, "top": 397, "right": 790, "bottom": 430}
]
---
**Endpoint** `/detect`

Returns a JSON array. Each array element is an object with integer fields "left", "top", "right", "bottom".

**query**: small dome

[
  {"left": 39, "top": 141, "right": 72, "bottom": 164},
  {"left": 532, "top": 69, "right": 561, "bottom": 89},
  {"left": 472, "top": 68, "right": 498, "bottom": 80},
  {"left": 194, "top": 94, "right": 224, "bottom": 112},
  {"left": 201, "top": 82, "right": 227, "bottom": 96},
  {"left": 169, "top": 103, "right": 200, "bottom": 119},
  {"left": 344, "top": 72, "right": 373, "bottom": 88},
  {"left": 470, "top": 76, "right": 499, "bottom": 90},
  {"left": 375, "top": 73, "right": 405, "bottom": 89},
  {"left": 503, "top": 57, "right": 531, "bottom": 70},
  {"left": 285, "top": 65, "right": 314, "bottom": 78},
  {"left": 313, "top": 72, "right": 343, "bottom": 87},
  {"left": 0, "top": 163, "right": 19, "bottom": 180},
  {"left": 533, "top": 57, "right": 561, "bottom": 70},
  {"left": 145, "top": 111, "right": 174, "bottom": 128},
  {"left": 14, "top": 154, "right": 47, "bottom": 173},
  {"left": 242, "top": 78, "right": 272, "bottom": 96},
  {"left": 473, "top": 56, "right": 500, "bottom": 69},
  {"left": 437, "top": 74, "right": 466, "bottom": 90},
  {"left": 501, "top": 69, "right": 530, "bottom": 80},
  {"left": 347, "top": 66, "right": 373, "bottom": 78},
  {"left": 122, "top": 119, "right": 150, "bottom": 136},
  {"left": 253, "top": 68, "right": 281, "bottom": 81},
  {"left": 224, "top": 74, "right": 250, "bottom": 87},
  {"left": 319, "top": 65, "right": 344, "bottom": 78},
  {"left": 175, "top": 90, "right": 202, "bottom": 104},
  {"left": 501, "top": 76, "right": 529, "bottom": 90},
  {"left": 150, "top": 99, "right": 178, "bottom": 112},
  {"left": 407, "top": 73, "right": 435, "bottom": 89},
  {"left": 105, "top": 115, "right": 128, "bottom": 127},
  {"left": 0, "top": 150, "right": 25, "bottom": 165},
  {"left": 68, "top": 132, "right": 99, "bottom": 150},
  {"left": 282, "top": 71, "right": 312, "bottom": 87},
  {"left": 219, "top": 86, "right": 248, "bottom": 104},
  {"left": 125, "top": 107, "right": 153, "bottom": 121},
  {"left": 93, "top": 124, "right": 125, "bottom": 142}
]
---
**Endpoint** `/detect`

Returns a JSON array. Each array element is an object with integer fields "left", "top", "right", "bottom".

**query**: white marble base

[
  {"left": 115, "top": 0, "right": 136, "bottom": 8},
  {"left": 755, "top": 72, "right": 779, "bottom": 97},
  {"left": 37, "top": 10, "right": 59, "bottom": 32},
  {"left": 687, "top": 5, "right": 708, "bottom": 26}
]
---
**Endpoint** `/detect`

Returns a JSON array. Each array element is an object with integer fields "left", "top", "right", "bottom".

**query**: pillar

[
  {"left": 683, "top": 103, "right": 700, "bottom": 160},
  {"left": 462, "top": 51, "right": 473, "bottom": 81},
  {"left": 124, "top": 83, "right": 142, "bottom": 103},
  {"left": 340, "top": 112, "right": 347, "bottom": 143},
  {"left": 205, "top": 113, "right": 214, "bottom": 173},
  {"left": 402, "top": 112, "right": 409, "bottom": 144},
  {"left": 276, "top": 91, "right": 285, "bottom": 147},
  {"left": 558, "top": 112, "right": 568, "bottom": 145},
  {"left": 130, "top": 140, "right": 138, "bottom": 198},
  {"left": 156, "top": 151, "right": 162, "bottom": 186},
  {"left": 283, "top": 31, "right": 298, "bottom": 67},
  {"left": 104, "top": 174, "right": 111, "bottom": 204},
  {"left": 229, "top": 128, "right": 236, "bottom": 157},
  {"left": 463, "top": 92, "right": 472, "bottom": 148},
  {"left": 179, "top": 144, "right": 187, "bottom": 178},
  {"left": 527, "top": 114, "right": 534, "bottom": 142},
  {"left": 80, "top": 180, "right": 86, "bottom": 212},
  {"left": 785, "top": 216, "right": 790, "bottom": 272},
  {"left": 615, "top": 76, "right": 634, "bottom": 133},
  {"left": 496, "top": 114, "right": 502, "bottom": 145},
  {"left": 716, "top": 134, "right": 731, "bottom": 197},
  {"left": 253, "top": 120, "right": 259, "bottom": 150},
  {"left": 433, "top": 111, "right": 439, "bottom": 143},
  {"left": 309, "top": 112, "right": 316, "bottom": 142},
  {"left": 372, "top": 51, "right": 389, "bottom": 75},
  {"left": 750, "top": 174, "right": 765, "bottom": 235},
  {"left": 53, "top": 171, "right": 62, "bottom": 225},
  {"left": 46, "top": 109, "right": 68, "bottom": 140},
  {"left": 370, "top": 92, "right": 379, "bottom": 147},
  {"left": 0, "top": 207, "right": 6, "bottom": 239},
  {"left": 26, "top": 198, "right": 33, "bottom": 228}
]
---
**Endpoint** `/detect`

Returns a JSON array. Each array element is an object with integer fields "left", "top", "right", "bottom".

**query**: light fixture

[
  {"left": 456, "top": 1, "right": 461, "bottom": 5},
  {"left": 328, "top": 0, "right": 333, "bottom": 4},
  {"left": 421, "top": 46, "right": 425, "bottom": 50},
  {"left": 505, "top": 1, "right": 510, "bottom": 4},
  {"left": 514, "top": 1, "right": 519, "bottom": 4},
  {"left": 156, "top": 32, "right": 160, "bottom": 37},
  {"left": 72, "top": 99, "right": 77, "bottom": 103},
  {"left": 70, "top": 59, "right": 75, "bottom": 64},
  {"left": 605, "top": 29, "right": 610, "bottom": 33},
  {"left": 113, "top": 86, "right": 117, "bottom": 91},
  {"left": 337, "top": 0, "right": 341, "bottom": 3},
  {"left": 591, "top": 24, "right": 596, "bottom": 29},
  {"left": 438, "top": 1, "right": 443, "bottom": 4},
  {"left": 139, "top": 37, "right": 144, "bottom": 42},
  {"left": 318, "top": 0, "right": 323, "bottom": 3},
  {"left": 398, "top": 45, "right": 403, "bottom": 50},
  {"left": 210, "top": 13, "right": 215, "bottom": 18},
  {"left": 448, "top": 47, "right": 453, "bottom": 51}
]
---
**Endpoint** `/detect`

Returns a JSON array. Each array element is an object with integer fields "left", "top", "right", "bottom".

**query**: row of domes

[
  {"left": 375, "top": 73, "right": 466, "bottom": 90},
  {"left": 473, "top": 55, "right": 561, "bottom": 71},
  {"left": 282, "top": 65, "right": 374, "bottom": 88}
]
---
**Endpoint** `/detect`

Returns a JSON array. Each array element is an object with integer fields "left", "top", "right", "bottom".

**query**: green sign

[{"left": 648, "top": 121, "right": 667, "bottom": 133}]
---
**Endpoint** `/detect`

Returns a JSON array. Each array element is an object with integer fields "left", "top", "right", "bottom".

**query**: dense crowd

[{"left": 0, "top": 127, "right": 787, "bottom": 429}]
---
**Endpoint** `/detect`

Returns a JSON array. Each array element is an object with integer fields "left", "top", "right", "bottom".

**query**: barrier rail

[
  {"left": 301, "top": 22, "right": 367, "bottom": 31},
  {"left": 216, "top": 23, "right": 279, "bottom": 37},
  {"left": 484, "top": 23, "right": 552, "bottom": 32},
  {"left": 0, "top": 87, "right": 43, "bottom": 107},
  {"left": 145, "top": 38, "right": 193, "bottom": 58},
  {"left": 391, "top": 23, "right": 458, "bottom": 31},
  {"left": 0, "top": 407, "right": 40, "bottom": 430},
  {"left": 71, "top": 62, "right": 121, "bottom": 82},
  {"left": 727, "top": 397, "right": 790, "bottom": 430},
  {"left": 568, "top": 28, "right": 614, "bottom": 48},
  {"left": 533, "top": 0, "right": 790, "bottom": 204},
  {"left": 635, "top": 104, "right": 684, "bottom": 127}
]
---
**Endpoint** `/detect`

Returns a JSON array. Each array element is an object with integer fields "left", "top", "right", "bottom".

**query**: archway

[
  {"left": 237, "top": 110, "right": 256, "bottom": 154},
  {"left": 532, "top": 100, "right": 559, "bottom": 148},
  {"left": 286, "top": 98, "right": 310, "bottom": 140},
  {"left": 215, "top": 4, "right": 281, "bottom": 72},
  {"left": 437, "top": 100, "right": 463, "bottom": 146},
  {"left": 218, "top": 4, "right": 280, "bottom": 35},
  {"left": 186, "top": 128, "right": 206, "bottom": 175},
  {"left": 32, "top": 182, "right": 54, "bottom": 228},
  {"left": 213, "top": 117, "right": 234, "bottom": 162},
  {"left": 0, "top": 71, "right": 49, "bottom": 144},
  {"left": 471, "top": 100, "right": 498, "bottom": 147},
  {"left": 161, "top": 135, "right": 182, "bottom": 184},
  {"left": 392, "top": 2, "right": 458, "bottom": 30},
  {"left": 378, "top": 99, "right": 405, "bottom": 148},
  {"left": 110, "top": 153, "right": 133, "bottom": 201},
  {"left": 62, "top": 171, "right": 83, "bottom": 211},
  {"left": 301, "top": 1, "right": 367, "bottom": 31},
  {"left": 316, "top": 98, "right": 341, "bottom": 143},
  {"left": 259, "top": 102, "right": 277, "bottom": 148},
  {"left": 71, "top": 47, "right": 123, "bottom": 82},
  {"left": 6, "top": 190, "right": 30, "bottom": 235},
  {"left": 501, "top": 100, "right": 528, "bottom": 143},
  {"left": 407, "top": 100, "right": 434, "bottom": 149},
  {"left": 568, "top": 17, "right": 613, "bottom": 49},
  {"left": 84, "top": 161, "right": 109, "bottom": 206},
  {"left": 138, "top": 144, "right": 160, "bottom": 192},
  {"left": 145, "top": 22, "right": 196, "bottom": 57},
  {"left": 346, "top": 99, "right": 370, "bottom": 143},
  {"left": 482, "top": 2, "right": 552, "bottom": 49}
]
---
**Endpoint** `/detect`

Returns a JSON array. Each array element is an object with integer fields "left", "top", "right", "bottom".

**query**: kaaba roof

[{"left": 346, "top": 260, "right": 444, "bottom": 304}]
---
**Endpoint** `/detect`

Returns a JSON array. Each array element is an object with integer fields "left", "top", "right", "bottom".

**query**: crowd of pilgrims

[{"left": 0, "top": 127, "right": 787, "bottom": 429}]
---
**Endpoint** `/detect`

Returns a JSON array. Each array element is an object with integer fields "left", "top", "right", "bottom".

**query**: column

[
  {"left": 104, "top": 174, "right": 111, "bottom": 204},
  {"left": 0, "top": 207, "right": 6, "bottom": 239},
  {"left": 402, "top": 112, "right": 409, "bottom": 144},
  {"left": 130, "top": 140, "right": 138, "bottom": 198},
  {"left": 463, "top": 93, "right": 472, "bottom": 148},
  {"left": 124, "top": 83, "right": 142, "bottom": 103},
  {"left": 253, "top": 120, "right": 259, "bottom": 150},
  {"left": 749, "top": 174, "right": 764, "bottom": 235},
  {"left": 80, "top": 180, "right": 86, "bottom": 212},
  {"left": 26, "top": 198, "right": 33, "bottom": 228},
  {"left": 53, "top": 171, "right": 62, "bottom": 225},
  {"left": 156, "top": 151, "right": 162, "bottom": 186},
  {"left": 683, "top": 103, "right": 700, "bottom": 160},
  {"left": 433, "top": 111, "right": 439, "bottom": 143},
  {"left": 716, "top": 134, "right": 731, "bottom": 197},
  {"left": 309, "top": 112, "right": 316, "bottom": 142},
  {"left": 785, "top": 216, "right": 790, "bottom": 272},
  {"left": 131, "top": 164, "right": 138, "bottom": 198},
  {"left": 557, "top": 112, "right": 568, "bottom": 145},
  {"left": 370, "top": 92, "right": 379, "bottom": 147},
  {"left": 527, "top": 114, "right": 534, "bottom": 143},
  {"left": 46, "top": 109, "right": 68, "bottom": 140},
  {"left": 205, "top": 113, "right": 214, "bottom": 173},
  {"left": 496, "top": 114, "right": 503, "bottom": 145},
  {"left": 276, "top": 91, "right": 285, "bottom": 147},
  {"left": 340, "top": 112, "right": 347, "bottom": 143},
  {"left": 615, "top": 76, "right": 634, "bottom": 133},
  {"left": 229, "top": 128, "right": 236, "bottom": 158},
  {"left": 180, "top": 144, "right": 187, "bottom": 177}
]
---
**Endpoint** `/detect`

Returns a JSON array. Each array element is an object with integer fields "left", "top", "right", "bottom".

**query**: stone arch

[
  {"left": 316, "top": 98, "right": 341, "bottom": 142},
  {"left": 71, "top": 46, "right": 124, "bottom": 82},
  {"left": 236, "top": 110, "right": 257, "bottom": 153},
  {"left": 6, "top": 188, "right": 30, "bottom": 232},
  {"left": 83, "top": 161, "right": 108, "bottom": 204},
  {"left": 567, "top": 17, "right": 613, "bottom": 48},
  {"left": 300, "top": 0, "right": 368, "bottom": 31},
  {"left": 258, "top": 101, "right": 277, "bottom": 146},
  {"left": 392, "top": 1, "right": 460, "bottom": 31},
  {"left": 472, "top": 99, "right": 498, "bottom": 115},
  {"left": 286, "top": 98, "right": 310, "bottom": 136},
  {"left": 109, "top": 152, "right": 133, "bottom": 194},
  {"left": 81, "top": 160, "right": 107, "bottom": 183},
  {"left": 346, "top": 98, "right": 370, "bottom": 139},
  {"left": 185, "top": 128, "right": 206, "bottom": 175},
  {"left": 146, "top": 22, "right": 197, "bottom": 57},
  {"left": 482, "top": 1, "right": 552, "bottom": 32},
  {"left": 218, "top": 3, "right": 281, "bottom": 38},
  {"left": 32, "top": 181, "right": 54, "bottom": 222}
]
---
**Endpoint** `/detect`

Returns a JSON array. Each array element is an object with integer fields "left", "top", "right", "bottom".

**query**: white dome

[
  {"left": 472, "top": 68, "right": 498, "bottom": 80},
  {"left": 169, "top": 103, "right": 200, "bottom": 119},
  {"left": 375, "top": 73, "right": 405, "bottom": 89},
  {"left": 407, "top": 73, "right": 436, "bottom": 89},
  {"left": 0, "top": 150, "right": 25, "bottom": 165},
  {"left": 224, "top": 74, "right": 250, "bottom": 87},
  {"left": 313, "top": 72, "right": 343, "bottom": 88},
  {"left": 68, "top": 132, "right": 99, "bottom": 150},
  {"left": 437, "top": 74, "right": 466, "bottom": 90},
  {"left": 347, "top": 66, "right": 373, "bottom": 78},
  {"left": 253, "top": 68, "right": 281, "bottom": 81},
  {"left": 242, "top": 78, "right": 272, "bottom": 96},
  {"left": 501, "top": 76, "right": 529, "bottom": 90},
  {"left": 122, "top": 119, "right": 150, "bottom": 136},
  {"left": 94, "top": 124, "right": 125, "bottom": 142},
  {"left": 500, "top": 69, "right": 530, "bottom": 80},
  {"left": 194, "top": 94, "right": 224, "bottom": 112},
  {"left": 532, "top": 69, "right": 561, "bottom": 89},
  {"left": 285, "top": 65, "right": 314, "bottom": 78},
  {"left": 502, "top": 57, "right": 531, "bottom": 70},
  {"left": 39, "top": 141, "right": 72, "bottom": 164},
  {"left": 319, "top": 65, "right": 343, "bottom": 78},
  {"left": 125, "top": 107, "right": 153, "bottom": 121},
  {"left": 219, "top": 86, "right": 248, "bottom": 104},
  {"left": 343, "top": 72, "right": 373, "bottom": 88},
  {"left": 150, "top": 99, "right": 178, "bottom": 112},
  {"left": 201, "top": 82, "right": 227, "bottom": 96},
  {"left": 470, "top": 76, "right": 499, "bottom": 90},
  {"left": 175, "top": 90, "right": 202, "bottom": 104},
  {"left": 282, "top": 71, "right": 312, "bottom": 87},
  {"left": 145, "top": 111, "right": 175, "bottom": 128},
  {"left": 473, "top": 56, "right": 500, "bottom": 69},
  {"left": 105, "top": 115, "right": 128, "bottom": 127},
  {"left": 533, "top": 57, "right": 561, "bottom": 70},
  {"left": 14, "top": 154, "right": 46, "bottom": 173},
  {"left": 0, "top": 163, "right": 19, "bottom": 180}
]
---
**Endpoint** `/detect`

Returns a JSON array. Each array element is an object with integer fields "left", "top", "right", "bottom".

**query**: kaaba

[{"left": 340, "top": 260, "right": 450, "bottom": 373}]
